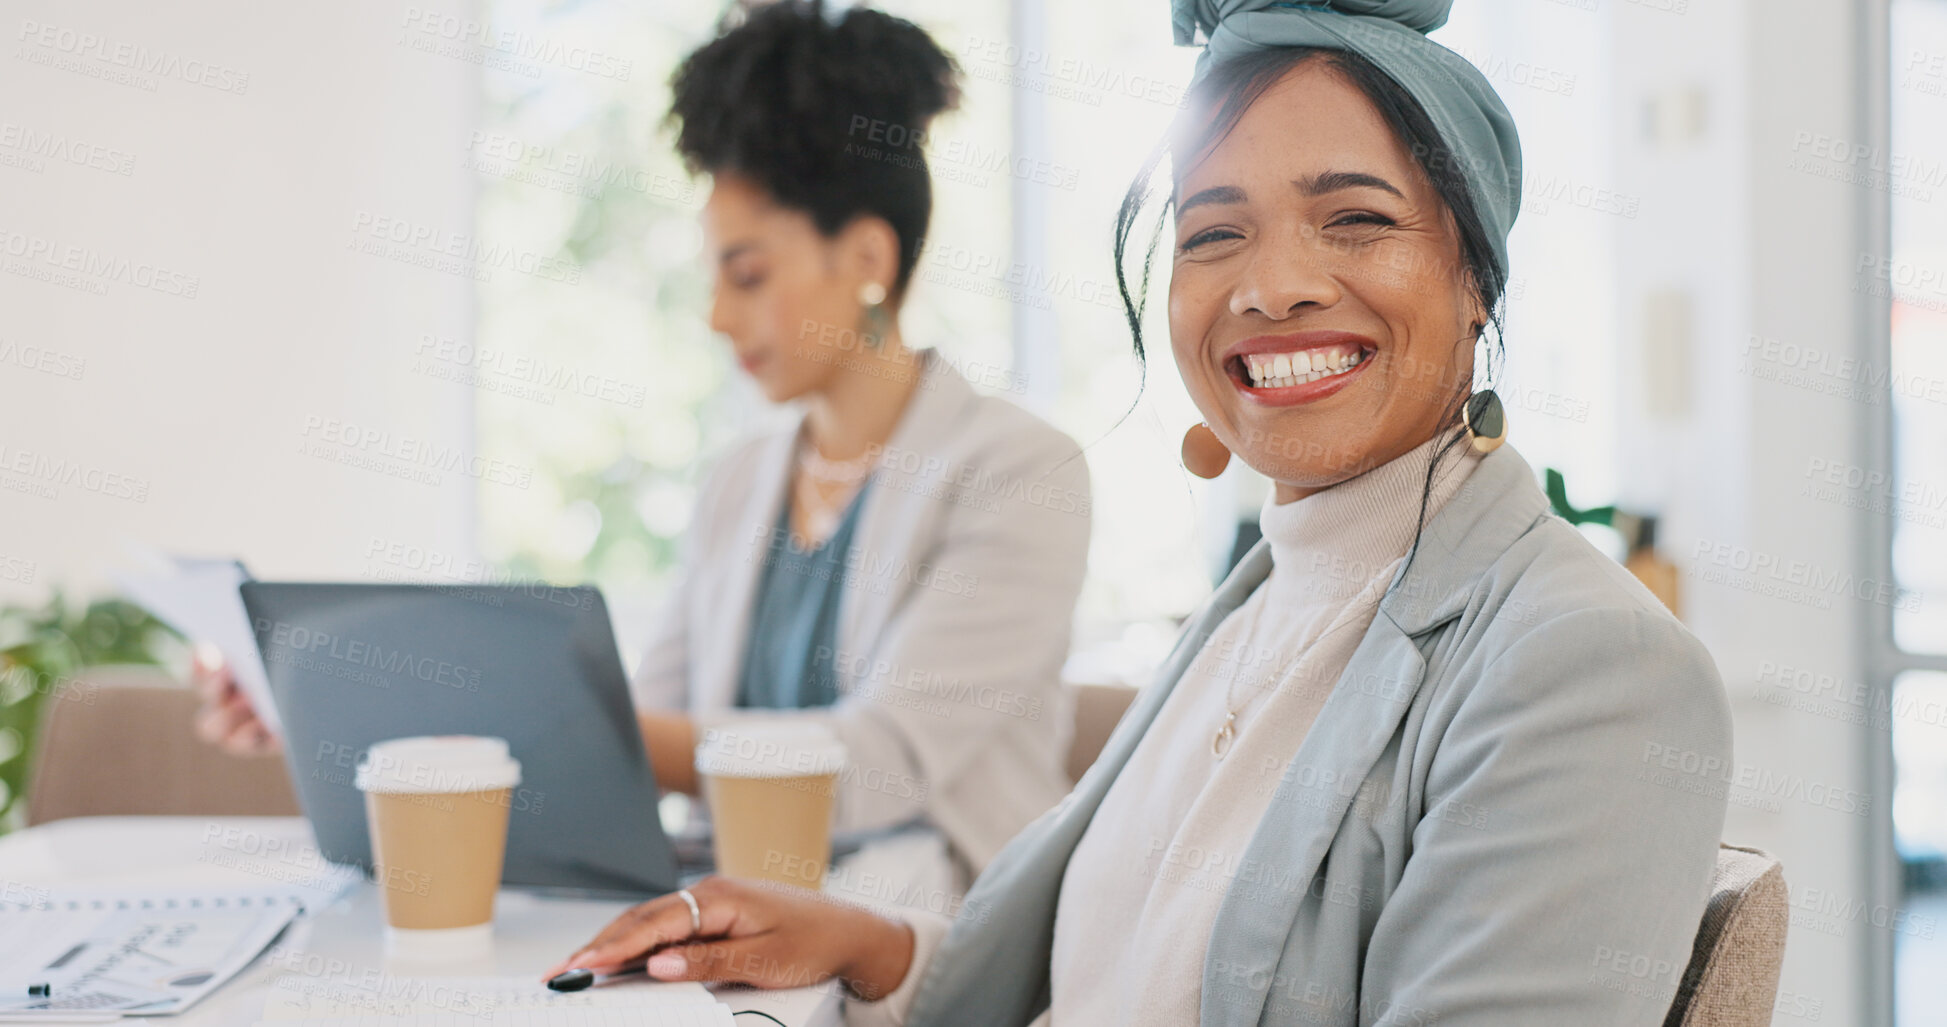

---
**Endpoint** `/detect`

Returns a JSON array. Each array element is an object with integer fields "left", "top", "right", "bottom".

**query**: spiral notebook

[{"left": 0, "top": 888, "right": 307, "bottom": 1019}]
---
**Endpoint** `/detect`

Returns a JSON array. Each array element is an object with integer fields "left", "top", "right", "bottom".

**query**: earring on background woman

[
  {"left": 858, "top": 281, "right": 891, "bottom": 346},
  {"left": 1181, "top": 421, "right": 1232, "bottom": 479}
]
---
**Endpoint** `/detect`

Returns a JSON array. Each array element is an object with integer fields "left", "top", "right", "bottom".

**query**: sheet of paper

[
  {"left": 111, "top": 547, "right": 279, "bottom": 733},
  {"left": 258, "top": 976, "right": 719, "bottom": 1020},
  {"left": 254, "top": 1007, "right": 734, "bottom": 1027},
  {"left": 0, "top": 890, "right": 302, "bottom": 1019}
]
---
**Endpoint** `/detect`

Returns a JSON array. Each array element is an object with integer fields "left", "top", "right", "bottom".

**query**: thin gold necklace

[
  {"left": 1211, "top": 559, "right": 1396, "bottom": 759},
  {"left": 792, "top": 436, "right": 873, "bottom": 545},
  {"left": 1211, "top": 589, "right": 1275, "bottom": 759},
  {"left": 798, "top": 434, "right": 878, "bottom": 484}
]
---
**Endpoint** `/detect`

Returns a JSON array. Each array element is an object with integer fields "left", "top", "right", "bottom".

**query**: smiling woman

[
  {"left": 1126, "top": 44, "right": 1507, "bottom": 513},
  {"left": 544, "top": 4, "right": 1733, "bottom": 1025}
]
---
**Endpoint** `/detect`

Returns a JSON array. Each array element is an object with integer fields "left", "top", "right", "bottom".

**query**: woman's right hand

[
  {"left": 190, "top": 642, "right": 281, "bottom": 757},
  {"left": 542, "top": 876, "right": 916, "bottom": 1002}
]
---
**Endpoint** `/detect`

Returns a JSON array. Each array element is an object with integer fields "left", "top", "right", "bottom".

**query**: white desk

[{"left": 0, "top": 816, "right": 838, "bottom": 1027}]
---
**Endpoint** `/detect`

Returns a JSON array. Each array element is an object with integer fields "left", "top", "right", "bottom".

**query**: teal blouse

[{"left": 735, "top": 482, "right": 872, "bottom": 710}]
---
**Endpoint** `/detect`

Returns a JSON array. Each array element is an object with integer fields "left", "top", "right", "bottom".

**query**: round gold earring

[
  {"left": 1462, "top": 389, "right": 1507, "bottom": 454},
  {"left": 1181, "top": 422, "right": 1232, "bottom": 479}
]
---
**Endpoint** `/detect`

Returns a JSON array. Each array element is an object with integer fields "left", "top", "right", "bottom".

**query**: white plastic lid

[
  {"left": 694, "top": 723, "right": 848, "bottom": 779},
  {"left": 355, "top": 736, "right": 521, "bottom": 794}
]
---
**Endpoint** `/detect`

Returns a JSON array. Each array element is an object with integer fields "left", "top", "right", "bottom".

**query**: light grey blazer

[
  {"left": 904, "top": 444, "right": 1733, "bottom": 1026},
  {"left": 632, "top": 350, "right": 1090, "bottom": 874}
]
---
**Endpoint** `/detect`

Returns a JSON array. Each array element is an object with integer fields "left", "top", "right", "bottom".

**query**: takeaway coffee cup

[
  {"left": 355, "top": 736, "right": 521, "bottom": 953},
  {"left": 695, "top": 724, "right": 848, "bottom": 889}
]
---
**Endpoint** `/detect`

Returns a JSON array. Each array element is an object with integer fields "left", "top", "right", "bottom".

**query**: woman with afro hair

[{"left": 625, "top": 0, "right": 1093, "bottom": 901}]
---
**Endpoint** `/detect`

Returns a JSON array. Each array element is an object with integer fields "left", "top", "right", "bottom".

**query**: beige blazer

[{"left": 631, "top": 350, "right": 1092, "bottom": 875}]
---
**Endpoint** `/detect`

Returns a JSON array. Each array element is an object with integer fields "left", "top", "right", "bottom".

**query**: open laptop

[{"left": 239, "top": 581, "right": 680, "bottom": 898}]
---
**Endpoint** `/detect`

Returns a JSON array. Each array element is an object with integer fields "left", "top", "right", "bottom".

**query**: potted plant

[{"left": 0, "top": 594, "right": 180, "bottom": 832}]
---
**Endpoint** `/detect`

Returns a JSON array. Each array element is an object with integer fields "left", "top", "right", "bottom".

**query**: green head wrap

[{"left": 1171, "top": 0, "right": 1523, "bottom": 279}]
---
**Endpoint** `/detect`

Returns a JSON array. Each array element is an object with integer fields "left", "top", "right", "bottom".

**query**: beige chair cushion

[
  {"left": 1664, "top": 844, "right": 1789, "bottom": 1027},
  {"left": 26, "top": 666, "right": 299, "bottom": 824}
]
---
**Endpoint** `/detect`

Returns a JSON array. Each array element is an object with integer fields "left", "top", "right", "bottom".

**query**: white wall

[
  {"left": 0, "top": 0, "right": 482, "bottom": 603},
  {"left": 1611, "top": 1, "right": 1883, "bottom": 1023}
]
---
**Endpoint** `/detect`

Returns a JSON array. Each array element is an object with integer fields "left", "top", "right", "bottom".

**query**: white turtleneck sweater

[{"left": 849, "top": 436, "right": 1482, "bottom": 1027}]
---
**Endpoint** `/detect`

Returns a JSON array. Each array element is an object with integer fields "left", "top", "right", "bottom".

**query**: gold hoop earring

[
  {"left": 1463, "top": 389, "right": 1507, "bottom": 454},
  {"left": 1181, "top": 422, "right": 1232, "bottom": 479}
]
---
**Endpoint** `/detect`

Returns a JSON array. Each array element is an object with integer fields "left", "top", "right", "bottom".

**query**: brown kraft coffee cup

[
  {"left": 355, "top": 736, "right": 522, "bottom": 953},
  {"left": 695, "top": 723, "right": 848, "bottom": 889}
]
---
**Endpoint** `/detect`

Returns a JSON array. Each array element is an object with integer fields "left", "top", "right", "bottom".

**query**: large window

[
  {"left": 1886, "top": 1, "right": 1947, "bottom": 1022},
  {"left": 463, "top": 0, "right": 1633, "bottom": 669}
]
